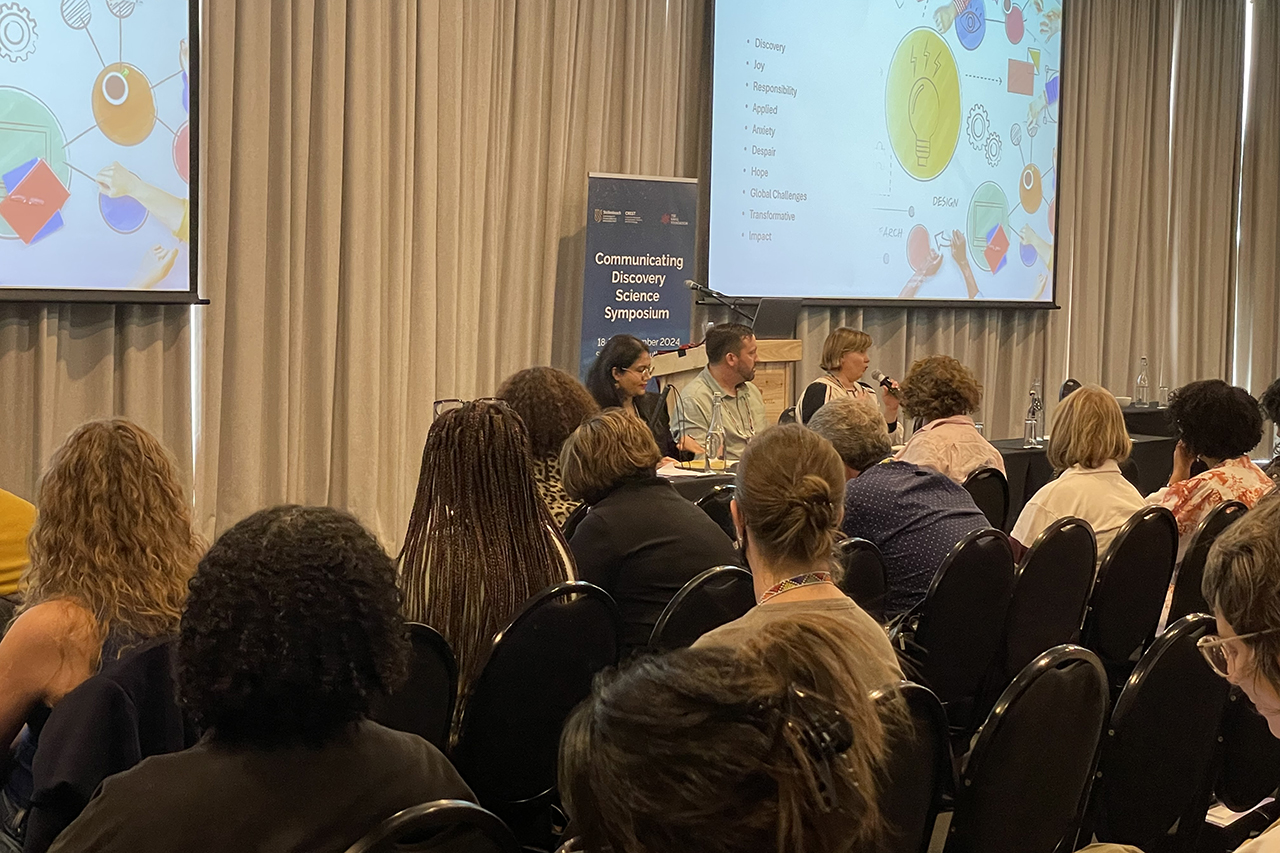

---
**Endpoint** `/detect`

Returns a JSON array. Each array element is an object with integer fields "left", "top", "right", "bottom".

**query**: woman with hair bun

[{"left": 693, "top": 425, "right": 901, "bottom": 687}]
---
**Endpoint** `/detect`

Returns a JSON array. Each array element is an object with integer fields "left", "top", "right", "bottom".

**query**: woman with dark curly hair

[
  {"left": 1147, "top": 380, "right": 1274, "bottom": 558},
  {"left": 893, "top": 355, "right": 1005, "bottom": 483},
  {"left": 47, "top": 505, "right": 475, "bottom": 853},
  {"left": 584, "top": 334, "right": 689, "bottom": 461},
  {"left": 0, "top": 419, "right": 203, "bottom": 851},
  {"left": 497, "top": 366, "right": 599, "bottom": 525},
  {"left": 1260, "top": 377, "right": 1280, "bottom": 483}
]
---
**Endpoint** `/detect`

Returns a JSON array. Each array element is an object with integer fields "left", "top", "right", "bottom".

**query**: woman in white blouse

[
  {"left": 1011, "top": 385, "right": 1145, "bottom": 559},
  {"left": 798, "top": 327, "right": 900, "bottom": 440}
]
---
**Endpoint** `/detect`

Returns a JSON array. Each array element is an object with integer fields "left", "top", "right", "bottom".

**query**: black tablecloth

[
  {"left": 1121, "top": 405, "right": 1174, "bottom": 437},
  {"left": 992, "top": 434, "right": 1176, "bottom": 532},
  {"left": 662, "top": 472, "right": 735, "bottom": 502}
]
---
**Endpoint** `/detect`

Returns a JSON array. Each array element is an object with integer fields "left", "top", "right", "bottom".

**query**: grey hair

[
  {"left": 807, "top": 395, "right": 892, "bottom": 472},
  {"left": 1203, "top": 494, "right": 1280, "bottom": 692}
]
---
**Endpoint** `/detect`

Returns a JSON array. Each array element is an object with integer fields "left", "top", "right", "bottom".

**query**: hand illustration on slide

[
  {"left": 1040, "top": 6, "right": 1062, "bottom": 38},
  {"left": 96, "top": 162, "right": 188, "bottom": 240},
  {"left": 1019, "top": 224, "right": 1053, "bottom": 270},
  {"left": 131, "top": 245, "right": 180, "bottom": 289},
  {"left": 180, "top": 38, "right": 189, "bottom": 75},
  {"left": 1027, "top": 93, "right": 1048, "bottom": 128},
  {"left": 898, "top": 246, "right": 944, "bottom": 298},
  {"left": 950, "top": 228, "right": 981, "bottom": 299},
  {"left": 933, "top": 3, "right": 958, "bottom": 33}
]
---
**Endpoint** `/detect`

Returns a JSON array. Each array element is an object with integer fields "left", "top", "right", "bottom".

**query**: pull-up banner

[{"left": 578, "top": 173, "right": 698, "bottom": 378}]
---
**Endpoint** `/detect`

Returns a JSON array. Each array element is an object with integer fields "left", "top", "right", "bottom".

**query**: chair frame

[
  {"left": 1004, "top": 516, "right": 1097, "bottom": 676},
  {"left": 962, "top": 466, "right": 1010, "bottom": 531},
  {"left": 1167, "top": 500, "right": 1247, "bottom": 623},
  {"left": 648, "top": 565, "right": 754, "bottom": 650},
  {"left": 343, "top": 799, "right": 520, "bottom": 853},
  {"left": 835, "top": 536, "right": 888, "bottom": 622},
  {"left": 872, "top": 680, "right": 956, "bottom": 853},
  {"left": 370, "top": 622, "right": 458, "bottom": 750},
  {"left": 694, "top": 484, "right": 738, "bottom": 541}
]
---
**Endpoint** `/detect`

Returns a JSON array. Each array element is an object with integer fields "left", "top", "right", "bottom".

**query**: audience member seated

[
  {"left": 1200, "top": 495, "right": 1280, "bottom": 849},
  {"left": 559, "top": 613, "right": 893, "bottom": 853},
  {"left": 894, "top": 355, "right": 1006, "bottom": 483},
  {"left": 1261, "top": 377, "right": 1280, "bottom": 484},
  {"left": 559, "top": 410, "right": 739, "bottom": 656},
  {"left": 1011, "top": 385, "right": 1146, "bottom": 559},
  {"left": 693, "top": 423, "right": 902, "bottom": 687},
  {"left": 670, "top": 323, "right": 766, "bottom": 464},
  {"left": 47, "top": 506, "right": 476, "bottom": 853},
  {"left": 0, "top": 420, "right": 202, "bottom": 852},
  {"left": 798, "top": 327, "right": 901, "bottom": 440},
  {"left": 1146, "top": 380, "right": 1275, "bottom": 560},
  {"left": 0, "top": 487, "right": 35, "bottom": 604},
  {"left": 584, "top": 334, "right": 688, "bottom": 460},
  {"left": 397, "top": 401, "right": 573, "bottom": 728},
  {"left": 809, "top": 396, "right": 988, "bottom": 620},
  {"left": 497, "top": 366, "right": 599, "bottom": 525}
]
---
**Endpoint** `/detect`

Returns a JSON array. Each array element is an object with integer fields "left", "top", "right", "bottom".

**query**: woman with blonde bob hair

[
  {"left": 798, "top": 327, "right": 901, "bottom": 439},
  {"left": 560, "top": 410, "right": 737, "bottom": 654},
  {"left": 0, "top": 419, "right": 203, "bottom": 848},
  {"left": 1011, "top": 385, "right": 1145, "bottom": 558}
]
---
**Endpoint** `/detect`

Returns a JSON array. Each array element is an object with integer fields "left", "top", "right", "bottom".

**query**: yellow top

[
  {"left": 175, "top": 199, "right": 190, "bottom": 244},
  {"left": 0, "top": 488, "right": 35, "bottom": 596}
]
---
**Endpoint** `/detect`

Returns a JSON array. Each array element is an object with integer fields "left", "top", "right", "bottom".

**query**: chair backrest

[
  {"left": 1086, "top": 614, "right": 1231, "bottom": 852},
  {"left": 368, "top": 623, "right": 458, "bottom": 751},
  {"left": 946, "top": 645, "right": 1109, "bottom": 853},
  {"left": 649, "top": 565, "right": 755, "bottom": 651},
  {"left": 1081, "top": 506, "right": 1178, "bottom": 669},
  {"left": 874, "top": 682, "right": 954, "bottom": 853},
  {"left": 962, "top": 467, "right": 1010, "bottom": 531},
  {"left": 343, "top": 799, "right": 519, "bottom": 853},
  {"left": 1167, "top": 500, "right": 1248, "bottom": 623},
  {"left": 835, "top": 537, "right": 888, "bottom": 622},
  {"left": 560, "top": 502, "right": 589, "bottom": 540},
  {"left": 1003, "top": 517, "right": 1097, "bottom": 679},
  {"left": 451, "top": 582, "right": 621, "bottom": 808},
  {"left": 694, "top": 484, "right": 737, "bottom": 541},
  {"left": 1216, "top": 686, "right": 1280, "bottom": 813},
  {"left": 778, "top": 405, "right": 797, "bottom": 425},
  {"left": 910, "top": 529, "right": 1016, "bottom": 711}
]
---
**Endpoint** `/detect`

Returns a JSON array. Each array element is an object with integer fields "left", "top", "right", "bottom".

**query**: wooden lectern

[{"left": 651, "top": 340, "right": 803, "bottom": 426}]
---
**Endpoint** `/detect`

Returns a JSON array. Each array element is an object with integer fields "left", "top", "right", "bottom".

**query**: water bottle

[
  {"left": 1135, "top": 356, "right": 1150, "bottom": 406},
  {"left": 705, "top": 392, "right": 726, "bottom": 471}
]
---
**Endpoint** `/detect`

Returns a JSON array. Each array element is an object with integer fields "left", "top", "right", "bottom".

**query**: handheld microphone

[{"left": 870, "top": 369, "right": 897, "bottom": 391}]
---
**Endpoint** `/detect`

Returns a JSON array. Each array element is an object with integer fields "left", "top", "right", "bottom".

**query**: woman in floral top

[{"left": 1147, "top": 379, "right": 1275, "bottom": 559}]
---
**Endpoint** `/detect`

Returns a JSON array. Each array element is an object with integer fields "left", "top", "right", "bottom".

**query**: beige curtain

[
  {"left": 0, "top": 305, "right": 191, "bottom": 502},
  {"left": 197, "top": 0, "right": 707, "bottom": 546}
]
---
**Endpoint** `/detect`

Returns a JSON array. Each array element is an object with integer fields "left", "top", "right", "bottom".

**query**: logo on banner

[{"left": 593, "top": 208, "right": 603, "bottom": 223}]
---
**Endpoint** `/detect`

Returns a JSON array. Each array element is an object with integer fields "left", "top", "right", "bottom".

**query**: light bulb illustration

[{"left": 908, "top": 77, "right": 940, "bottom": 167}]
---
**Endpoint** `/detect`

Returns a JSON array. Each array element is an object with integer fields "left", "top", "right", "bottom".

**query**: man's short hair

[
  {"left": 807, "top": 396, "right": 892, "bottom": 472},
  {"left": 705, "top": 323, "right": 755, "bottom": 365}
]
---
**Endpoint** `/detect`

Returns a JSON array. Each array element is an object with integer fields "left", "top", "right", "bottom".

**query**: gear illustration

[
  {"left": 966, "top": 104, "right": 990, "bottom": 151},
  {"left": 0, "top": 3, "right": 37, "bottom": 63},
  {"left": 985, "top": 131, "right": 1002, "bottom": 167}
]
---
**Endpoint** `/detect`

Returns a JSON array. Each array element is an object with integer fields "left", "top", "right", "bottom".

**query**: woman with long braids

[
  {"left": 0, "top": 420, "right": 203, "bottom": 851},
  {"left": 397, "top": 401, "right": 574, "bottom": 719}
]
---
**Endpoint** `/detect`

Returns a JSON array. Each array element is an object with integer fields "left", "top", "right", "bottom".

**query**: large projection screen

[
  {"left": 0, "top": 0, "right": 199, "bottom": 303},
  {"left": 708, "top": 1, "right": 1064, "bottom": 306}
]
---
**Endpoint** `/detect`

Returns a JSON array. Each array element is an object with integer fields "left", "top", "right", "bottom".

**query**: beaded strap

[{"left": 758, "top": 571, "right": 834, "bottom": 604}]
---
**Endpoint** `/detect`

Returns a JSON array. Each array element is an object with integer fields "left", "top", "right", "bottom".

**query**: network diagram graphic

[
  {"left": 0, "top": 0, "right": 190, "bottom": 289},
  {"left": 882, "top": 0, "right": 1060, "bottom": 299}
]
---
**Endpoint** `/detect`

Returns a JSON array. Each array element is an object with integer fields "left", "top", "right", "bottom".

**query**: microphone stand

[{"left": 685, "top": 280, "right": 756, "bottom": 325}]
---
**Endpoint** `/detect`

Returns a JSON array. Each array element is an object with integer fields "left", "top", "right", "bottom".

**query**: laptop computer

[{"left": 751, "top": 297, "right": 803, "bottom": 339}]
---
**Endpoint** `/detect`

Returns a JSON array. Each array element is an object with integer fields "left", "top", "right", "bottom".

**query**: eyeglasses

[
  {"left": 432, "top": 397, "right": 503, "bottom": 420},
  {"left": 1197, "top": 629, "right": 1280, "bottom": 678},
  {"left": 624, "top": 365, "right": 654, "bottom": 379}
]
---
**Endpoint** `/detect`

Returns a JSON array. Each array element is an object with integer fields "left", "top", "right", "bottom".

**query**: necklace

[{"left": 758, "top": 571, "right": 835, "bottom": 604}]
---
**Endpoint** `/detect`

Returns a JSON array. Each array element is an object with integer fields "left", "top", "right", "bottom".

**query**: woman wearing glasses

[{"left": 584, "top": 334, "right": 688, "bottom": 461}]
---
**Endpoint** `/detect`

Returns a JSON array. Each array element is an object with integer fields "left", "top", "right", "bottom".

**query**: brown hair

[
  {"left": 899, "top": 355, "right": 983, "bottom": 421},
  {"left": 1203, "top": 495, "right": 1280, "bottom": 693},
  {"left": 735, "top": 424, "right": 845, "bottom": 567},
  {"left": 397, "top": 402, "right": 573, "bottom": 705},
  {"left": 560, "top": 409, "right": 662, "bottom": 505},
  {"left": 560, "top": 612, "right": 893, "bottom": 853},
  {"left": 1047, "top": 385, "right": 1132, "bottom": 472},
  {"left": 22, "top": 419, "right": 203, "bottom": 656},
  {"left": 706, "top": 323, "right": 755, "bottom": 364},
  {"left": 497, "top": 367, "right": 599, "bottom": 459},
  {"left": 820, "top": 328, "right": 873, "bottom": 371}
]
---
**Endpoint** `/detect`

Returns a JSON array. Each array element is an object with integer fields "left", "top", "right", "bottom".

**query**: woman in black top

[
  {"left": 560, "top": 410, "right": 740, "bottom": 655},
  {"left": 584, "top": 334, "right": 689, "bottom": 460}
]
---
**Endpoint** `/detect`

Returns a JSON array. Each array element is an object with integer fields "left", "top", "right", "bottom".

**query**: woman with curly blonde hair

[
  {"left": 895, "top": 355, "right": 1005, "bottom": 483},
  {"left": 0, "top": 419, "right": 202, "bottom": 849}
]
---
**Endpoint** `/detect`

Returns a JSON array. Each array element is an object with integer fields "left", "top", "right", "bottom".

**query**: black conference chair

[
  {"left": 694, "top": 485, "right": 737, "bottom": 542},
  {"left": 343, "top": 799, "right": 519, "bottom": 853},
  {"left": 1001, "top": 517, "right": 1097, "bottom": 681},
  {"left": 560, "top": 502, "right": 589, "bottom": 540},
  {"left": 890, "top": 528, "right": 1016, "bottom": 733},
  {"left": 835, "top": 537, "right": 888, "bottom": 623},
  {"left": 873, "top": 682, "right": 954, "bottom": 853},
  {"left": 649, "top": 565, "right": 755, "bottom": 651},
  {"left": 1081, "top": 506, "right": 1178, "bottom": 693},
  {"left": 945, "top": 645, "right": 1109, "bottom": 853},
  {"left": 1216, "top": 687, "right": 1280, "bottom": 814},
  {"left": 1167, "top": 500, "right": 1247, "bottom": 624},
  {"left": 1060, "top": 378, "right": 1082, "bottom": 400},
  {"left": 451, "top": 582, "right": 621, "bottom": 847},
  {"left": 1081, "top": 614, "right": 1231, "bottom": 853},
  {"left": 962, "top": 467, "right": 1010, "bottom": 531},
  {"left": 369, "top": 623, "right": 457, "bottom": 751},
  {"left": 778, "top": 405, "right": 797, "bottom": 425}
]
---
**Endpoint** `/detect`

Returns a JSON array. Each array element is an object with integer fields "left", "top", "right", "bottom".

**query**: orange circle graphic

[{"left": 92, "top": 63, "right": 155, "bottom": 146}]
